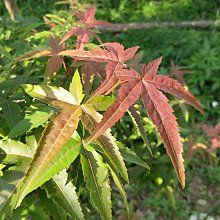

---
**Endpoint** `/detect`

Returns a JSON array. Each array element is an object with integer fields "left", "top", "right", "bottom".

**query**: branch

[{"left": 98, "top": 20, "right": 220, "bottom": 32}]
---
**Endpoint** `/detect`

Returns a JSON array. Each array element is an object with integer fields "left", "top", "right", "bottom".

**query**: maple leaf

[
  {"left": 86, "top": 57, "right": 203, "bottom": 188},
  {"left": 59, "top": 6, "right": 109, "bottom": 49},
  {"left": 16, "top": 36, "right": 65, "bottom": 81},
  {"left": 59, "top": 43, "right": 139, "bottom": 97},
  {"left": 45, "top": 37, "right": 65, "bottom": 81},
  {"left": 200, "top": 122, "right": 220, "bottom": 151},
  {"left": 169, "top": 60, "right": 192, "bottom": 85},
  {"left": 81, "top": 61, "right": 106, "bottom": 96}
]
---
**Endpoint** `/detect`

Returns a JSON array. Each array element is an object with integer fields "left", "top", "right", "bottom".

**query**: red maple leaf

[
  {"left": 59, "top": 43, "right": 139, "bottom": 96},
  {"left": 16, "top": 36, "right": 65, "bottom": 81},
  {"left": 169, "top": 60, "right": 192, "bottom": 85},
  {"left": 86, "top": 57, "right": 203, "bottom": 188},
  {"left": 200, "top": 122, "right": 220, "bottom": 151},
  {"left": 59, "top": 6, "right": 109, "bottom": 49}
]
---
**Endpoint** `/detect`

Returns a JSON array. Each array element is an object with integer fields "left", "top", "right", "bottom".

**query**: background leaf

[
  {"left": 0, "top": 139, "right": 35, "bottom": 218},
  {"left": 7, "top": 105, "right": 57, "bottom": 138},
  {"left": 2, "top": 100, "right": 22, "bottom": 130},
  {"left": 119, "top": 144, "right": 150, "bottom": 169}
]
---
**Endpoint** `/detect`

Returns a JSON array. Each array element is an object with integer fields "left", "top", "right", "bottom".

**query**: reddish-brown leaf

[
  {"left": 76, "top": 6, "right": 109, "bottom": 27},
  {"left": 59, "top": 6, "right": 108, "bottom": 48},
  {"left": 87, "top": 56, "right": 203, "bottom": 188},
  {"left": 45, "top": 56, "right": 64, "bottom": 81},
  {"left": 59, "top": 28, "right": 80, "bottom": 46},
  {"left": 200, "top": 122, "right": 220, "bottom": 151},
  {"left": 144, "top": 74, "right": 203, "bottom": 113},
  {"left": 60, "top": 44, "right": 139, "bottom": 97},
  {"left": 141, "top": 83, "right": 185, "bottom": 188},
  {"left": 87, "top": 80, "right": 142, "bottom": 144},
  {"left": 201, "top": 123, "right": 220, "bottom": 137},
  {"left": 59, "top": 49, "right": 113, "bottom": 63},
  {"left": 15, "top": 49, "right": 53, "bottom": 61},
  {"left": 49, "top": 36, "right": 64, "bottom": 54},
  {"left": 170, "top": 60, "right": 192, "bottom": 85}
]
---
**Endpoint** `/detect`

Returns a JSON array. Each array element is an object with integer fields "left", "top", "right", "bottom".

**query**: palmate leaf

[
  {"left": 80, "top": 146, "right": 112, "bottom": 220},
  {"left": 81, "top": 106, "right": 128, "bottom": 181},
  {"left": 43, "top": 169, "right": 84, "bottom": 220},
  {"left": 16, "top": 106, "right": 82, "bottom": 206},
  {"left": 59, "top": 43, "right": 139, "bottom": 97},
  {"left": 15, "top": 36, "right": 65, "bottom": 81},
  {"left": 7, "top": 105, "right": 57, "bottom": 138},
  {"left": 16, "top": 77, "right": 85, "bottom": 206},
  {"left": 87, "top": 57, "right": 203, "bottom": 188},
  {"left": 59, "top": 6, "right": 108, "bottom": 49}
]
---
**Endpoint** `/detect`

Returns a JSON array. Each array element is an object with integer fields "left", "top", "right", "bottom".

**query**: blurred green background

[{"left": 0, "top": 0, "right": 220, "bottom": 219}]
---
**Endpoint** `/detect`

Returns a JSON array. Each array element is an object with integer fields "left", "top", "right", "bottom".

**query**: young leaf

[
  {"left": 16, "top": 106, "right": 82, "bottom": 206},
  {"left": 69, "top": 69, "right": 84, "bottom": 104},
  {"left": 59, "top": 6, "right": 108, "bottom": 49},
  {"left": 7, "top": 105, "right": 57, "bottom": 138},
  {"left": 43, "top": 169, "right": 84, "bottom": 220},
  {"left": 80, "top": 146, "right": 112, "bottom": 220},
  {"left": 201, "top": 122, "right": 220, "bottom": 151},
  {"left": 15, "top": 36, "right": 65, "bottom": 81},
  {"left": 44, "top": 36, "right": 65, "bottom": 81},
  {"left": 23, "top": 84, "right": 79, "bottom": 107},
  {"left": 81, "top": 106, "right": 128, "bottom": 181}
]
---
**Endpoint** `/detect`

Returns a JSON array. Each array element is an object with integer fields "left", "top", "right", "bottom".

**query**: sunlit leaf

[
  {"left": 23, "top": 84, "right": 78, "bottom": 107},
  {"left": 69, "top": 69, "right": 84, "bottom": 105},
  {"left": 16, "top": 107, "right": 82, "bottom": 206}
]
